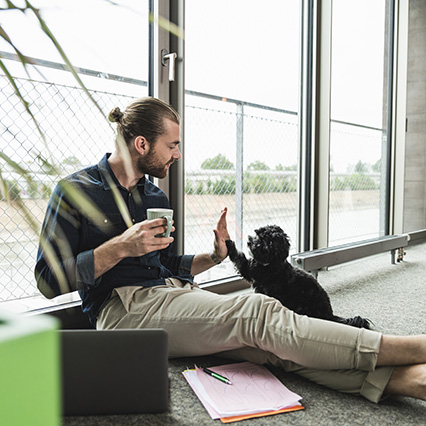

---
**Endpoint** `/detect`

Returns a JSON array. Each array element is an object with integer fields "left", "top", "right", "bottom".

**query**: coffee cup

[{"left": 147, "top": 208, "right": 173, "bottom": 237}]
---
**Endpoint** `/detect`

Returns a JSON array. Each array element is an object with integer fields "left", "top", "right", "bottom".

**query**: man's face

[{"left": 137, "top": 119, "right": 181, "bottom": 178}]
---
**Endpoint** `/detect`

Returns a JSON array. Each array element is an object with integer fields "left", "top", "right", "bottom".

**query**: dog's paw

[
  {"left": 334, "top": 315, "right": 373, "bottom": 329},
  {"left": 225, "top": 240, "right": 237, "bottom": 257}
]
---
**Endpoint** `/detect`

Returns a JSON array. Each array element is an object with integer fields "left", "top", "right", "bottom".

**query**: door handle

[{"left": 161, "top": 49, "right": 177, "bottom": 82}]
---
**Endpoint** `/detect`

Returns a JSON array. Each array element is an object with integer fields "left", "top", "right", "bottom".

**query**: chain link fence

[
  {"left": 0, "top": 56, "right": 384, "bottom": 300},
  {"left": 329, "top": 121, "right": 384, "bottom": 246},
  {"left": 183, "top": 97, "right": 300, "bottom": 283},
  {"left": 0, "top": 65, "right": 140, "bottom": 302}
]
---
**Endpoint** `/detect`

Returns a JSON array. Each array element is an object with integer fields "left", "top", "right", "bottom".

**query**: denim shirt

[{"left": 35, "top": 154, "right": 194, "bottom": 325}]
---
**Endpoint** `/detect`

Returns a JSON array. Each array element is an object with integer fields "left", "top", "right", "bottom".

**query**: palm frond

[
  {"left": 59, "top": 180, "right": 108, "bottom": 228},
  {"left": 149, "top": 12, "right": 185, "bottom": 39},
  {"left": 0, "top": 24, "right": 35, "bottom": 79},
  {"left": 0, "top": 151, "right": 36, "bottom": 192},
  {"left": 38, "top": 235, "right": 71, "bottom": 296},
  {"left": 0, "top": 168, "right": 10, "bottom": 202},
  {"left": 10, "top": 189, "right": 41, "bottom": 234},
  {"left": 25, "top": 1, "right": 107, "bottom": 119},
  {"left": 0, "top": 58, "right": 47, "bottom": 144},
  {"left": 35, "top": 153, "right": 61, "bottom": 176},
  {"left": 102, "top": 170, "right": 133, "bottom": 229}
]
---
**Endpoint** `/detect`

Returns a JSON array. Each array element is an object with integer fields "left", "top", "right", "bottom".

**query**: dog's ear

[
  {"left": 282, "top": 231, "right": 291, "bottom": 253},
  {"left": 248, "top": 230, "right": 270, "bottom": 264},
  {"left": 270, "top": 227, "right": 290, "bottom": 262}
]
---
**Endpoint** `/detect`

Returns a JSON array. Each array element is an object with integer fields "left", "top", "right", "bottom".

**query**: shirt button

[{"left": 132, "top": 218, "right": 135, "bottom": 223}]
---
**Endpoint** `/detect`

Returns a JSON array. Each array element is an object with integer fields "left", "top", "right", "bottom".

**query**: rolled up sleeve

[
  {"left": 177, "top": 254, "right": 195, "bottom": 276},
  {"left": 76, "top": 249, "right": 102, "bottom": 290}
]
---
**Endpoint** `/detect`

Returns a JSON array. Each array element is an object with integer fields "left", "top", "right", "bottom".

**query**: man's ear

[{"left": 134, "top": 135, "right": 149, "bottom": 155}]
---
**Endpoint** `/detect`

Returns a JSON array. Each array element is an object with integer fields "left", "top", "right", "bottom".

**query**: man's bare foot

[{"left": 384, "top": 364, "right": 426, "bottom": 401}]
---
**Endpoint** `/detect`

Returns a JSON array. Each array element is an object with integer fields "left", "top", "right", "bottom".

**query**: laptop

[{"left": 60, "top": 329, "right": 168, "bottom": 416}]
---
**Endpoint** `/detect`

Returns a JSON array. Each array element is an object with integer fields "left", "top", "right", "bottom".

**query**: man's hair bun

[{"left": 108, "top": 107, "right": 124, "bottom": 123}]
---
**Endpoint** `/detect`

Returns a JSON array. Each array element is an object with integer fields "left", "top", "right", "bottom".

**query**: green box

[{"left": 0, "top": 310, "right": 61, "bottom": 426}]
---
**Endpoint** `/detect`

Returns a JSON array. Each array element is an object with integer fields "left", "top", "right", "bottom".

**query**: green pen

[{"left": 202, "top": 367, "right": 233, "bottom": 385}]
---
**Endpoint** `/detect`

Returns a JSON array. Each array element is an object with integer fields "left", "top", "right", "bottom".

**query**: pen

[{"left": 202, "top": 367, "right": 232, "bottom": 385}]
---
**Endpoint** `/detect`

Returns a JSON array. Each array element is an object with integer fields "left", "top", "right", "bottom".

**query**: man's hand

[
  {"left": 117, "top": 218, "right": 174, "bottom": 258},
  {"left": 93, "top": 218, "right": 174, "bottom": 279},
  {"left": 190, "top": 207, "right": 231, "bottom": 276},
  {"left": 213, "top": 207, "right": 230, "bottom": 262}
]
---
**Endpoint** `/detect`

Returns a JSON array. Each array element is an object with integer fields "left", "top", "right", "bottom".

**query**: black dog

[{"left": 226, "top": 225, "right": 371, "bottom": 329}]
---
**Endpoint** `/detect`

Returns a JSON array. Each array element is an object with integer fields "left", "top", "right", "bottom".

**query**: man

[{"left": 36, "top": 97, "right": 426, "bottom": 404}]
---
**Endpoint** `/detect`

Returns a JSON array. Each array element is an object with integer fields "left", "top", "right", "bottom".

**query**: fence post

[{"left": 236, "top": 102, "right": 244, "bottom": 250}]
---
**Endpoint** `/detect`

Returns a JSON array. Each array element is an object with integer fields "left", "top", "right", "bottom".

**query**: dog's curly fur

[{"left": 226, "top": 224, "right": 371, "bottom": 329}]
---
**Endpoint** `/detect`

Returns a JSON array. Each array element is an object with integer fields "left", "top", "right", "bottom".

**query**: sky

[{"left": 0, "top": 0, "right": 387, "bottom": 172}]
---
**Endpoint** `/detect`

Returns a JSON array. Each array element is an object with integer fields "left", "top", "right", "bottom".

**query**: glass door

[
  {"left": 184, "top": 0, "right": 301, "bottom": 282},
  {"left": 328, "top": 0, "right": 392, "bottom": 245}
]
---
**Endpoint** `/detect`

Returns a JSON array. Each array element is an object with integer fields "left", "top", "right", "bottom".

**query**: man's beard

[{"left": 137, "top": 150, "right": 172, "bottom": 179}]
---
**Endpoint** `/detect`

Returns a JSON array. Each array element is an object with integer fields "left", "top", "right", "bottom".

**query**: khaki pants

[{"left": 97, "top": 279, "right": 394, "bottom": 403}]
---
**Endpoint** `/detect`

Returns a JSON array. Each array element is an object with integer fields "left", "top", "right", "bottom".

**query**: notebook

[{"left": 60, "top": 329, "right": 168, "bottom": 416}]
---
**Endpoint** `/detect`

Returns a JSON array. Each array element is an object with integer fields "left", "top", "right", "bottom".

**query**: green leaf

[
  {"left": 9, "top": 190, "right": 41, "bottom": 234},
  {"left": 25, "top": 1, "right": 107, "bottom": 119},
  {"left": 0, "top": 150, "right": 36, "bottom": 193},
  {"left": 149, "top": 12, "right": 185, "bottom": 39},
  {"left": 0, "top": 58, "right": 47, "bottom": 144},
  {"left": 102, "top": 170, "right": 133, "bottom": 228},
  {"left": 0, "top": 24, "right": 34, "bottom": 79},
  {"left": 0, "top": 168, "right": 10, "bottom": 202},
  {"left": 38, "top": 234, "right": 71, "bottom": 296},
  {"left": 35, "top": 153, "right": 61, "bottom": 176},
  {"left": 59, "top": 180, "right": 109, "bottom": 228}
]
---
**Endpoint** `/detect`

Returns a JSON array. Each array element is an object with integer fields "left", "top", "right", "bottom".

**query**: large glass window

[
  {"left": 184, "top": 0, "right": 301, "bottom": 283},
  {"left": 0, "top": 0, "right": 149, "bottom": 304},
  {"left": 0, "top": 0, "right": 402, "bottom": 308},
  {"left": 328, "top": 0, "right": 391, "bottom": 245}
]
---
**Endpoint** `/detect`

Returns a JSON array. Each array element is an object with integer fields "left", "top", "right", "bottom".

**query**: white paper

[{"left": 183, "top": 362, "right": 302, "bottom": 419}]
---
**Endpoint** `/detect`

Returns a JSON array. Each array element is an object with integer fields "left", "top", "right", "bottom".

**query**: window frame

[
  {"left": 0, "top": 0, "right": 410, "bottom": 312},
  {"left": 156, "top": 0, "right": 405, "bottom": 282}
]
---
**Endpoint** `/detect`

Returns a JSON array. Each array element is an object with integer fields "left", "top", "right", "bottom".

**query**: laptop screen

[{"left": 60, "top": 329, "right": 168, "bottom": 415}]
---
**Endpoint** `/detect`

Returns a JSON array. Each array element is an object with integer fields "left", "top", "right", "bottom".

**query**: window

[
  {"left": 0, "top": 0, "right": 149, "bottom": 304},
  {"left": 328, "top": 0, "right": 392, "bottom": 245},
  {"left": 0, "top": 0, "right": 404, "bottom": 308},
  {"left": 184, "top": 0, "right": 301, "bottom": 283}
]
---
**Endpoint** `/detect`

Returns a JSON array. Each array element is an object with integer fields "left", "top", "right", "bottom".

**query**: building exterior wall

[{"left": 404, "top": 0, "right": 426, "bottom": 232}]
